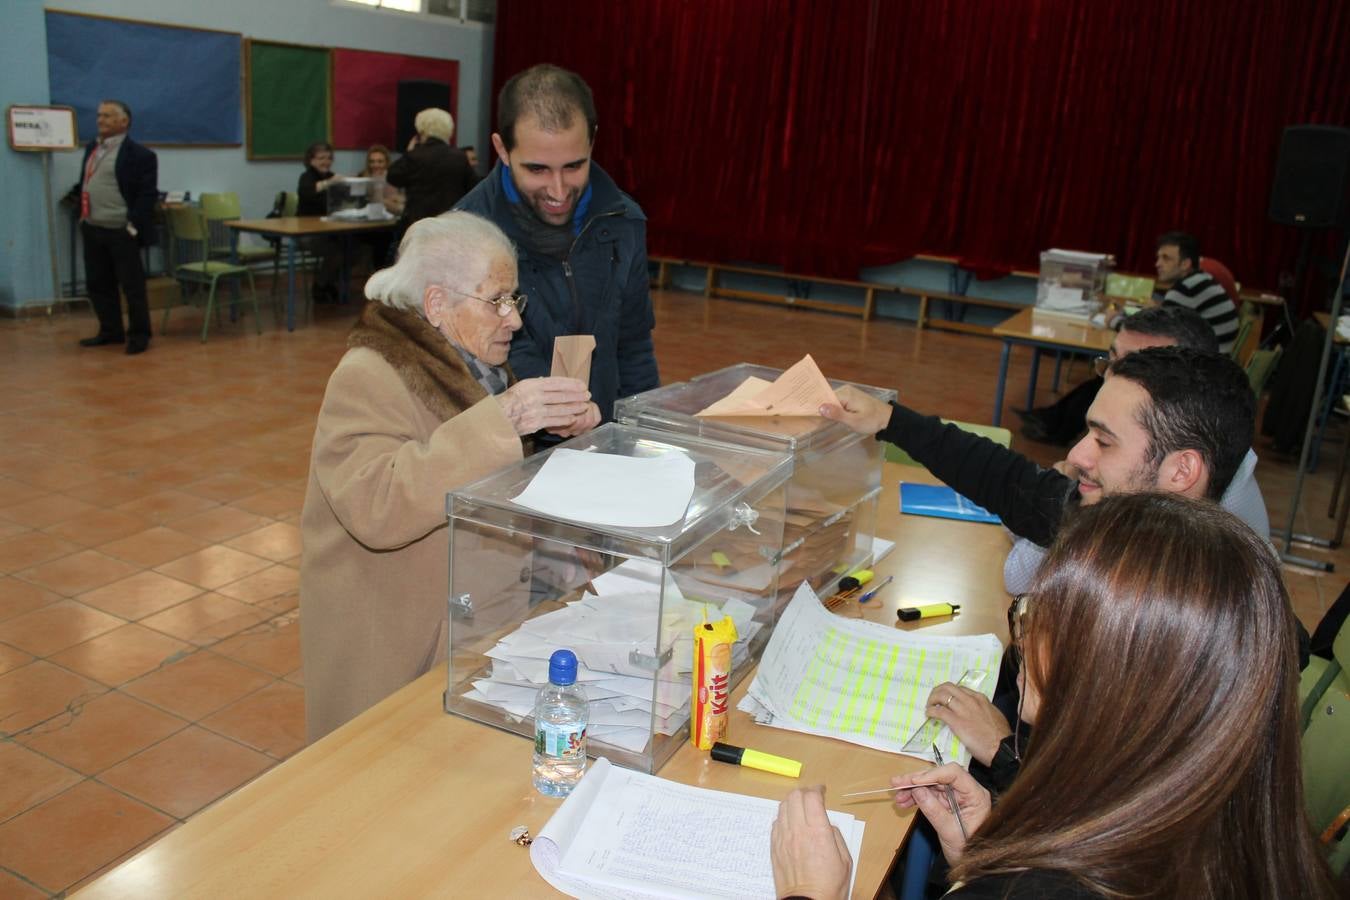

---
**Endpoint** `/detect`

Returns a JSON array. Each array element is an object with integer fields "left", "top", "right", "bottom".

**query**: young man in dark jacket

[
  {"left": 456, "top": 64, "right": 659, "bottom": 437},
  {"left": 76, "top": 99, "right": 158, "bottom": 354}
]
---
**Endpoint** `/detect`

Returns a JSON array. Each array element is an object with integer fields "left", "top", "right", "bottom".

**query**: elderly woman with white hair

[
  {"left": 300, "top": 211, "right": 596, "bottom": 742},
  {"left": 386, "top": 107, "right": 479, "bottom": 249}
]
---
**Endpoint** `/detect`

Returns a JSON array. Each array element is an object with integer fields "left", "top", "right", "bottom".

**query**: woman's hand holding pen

[{"left": 890, "top": 765, "right": 992, "bottom": 863}]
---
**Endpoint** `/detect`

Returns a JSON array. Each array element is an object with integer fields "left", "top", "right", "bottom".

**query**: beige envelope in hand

[
  {"left": 695, "top": 354, "right": 841, "bottom": 417},
  {"left": 552, "top": 335, "right": 596, "bottom": 386}
]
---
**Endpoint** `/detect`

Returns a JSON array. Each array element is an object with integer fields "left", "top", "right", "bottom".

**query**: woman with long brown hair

[{"left": 772, "top": 493, "right": 1338, "bottom": 899}]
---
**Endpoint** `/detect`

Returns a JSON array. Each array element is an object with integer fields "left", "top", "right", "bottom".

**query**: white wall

[{"left": 2, "top": 0, "right": 494, "bottom": 307}]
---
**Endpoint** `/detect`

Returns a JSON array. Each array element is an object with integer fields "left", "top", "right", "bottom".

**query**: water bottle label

[{"left": 535, "top": 722, "right": 586, "bottom": 759}]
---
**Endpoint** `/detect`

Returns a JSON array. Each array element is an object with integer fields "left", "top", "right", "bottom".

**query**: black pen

[{"left": 931, "top": 743, "right": 969, "bottom": 840}]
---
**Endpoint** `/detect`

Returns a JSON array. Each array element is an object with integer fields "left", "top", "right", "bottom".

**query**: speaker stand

[{"left": 1278, "top": 236, "right": 1350, "bottom": 571}]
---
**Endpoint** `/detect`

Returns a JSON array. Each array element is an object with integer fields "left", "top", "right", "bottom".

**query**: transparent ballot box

[
  {"left": 326, "top": 177, "right": 383, "bottom": 219},
  {"left": 1036, "top": 248, "right": 1115, "bottom": 318},
  {"left": 444, "top": 423, "right": 792, "bottom": 774},
  {"left": 614, "top": 364, "right": 895, "bottom": 601}
]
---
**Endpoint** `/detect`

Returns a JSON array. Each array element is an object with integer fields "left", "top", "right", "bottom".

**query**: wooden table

[
  {"left": 990, "top": 307, "right": 1115, "bottom": 426},
  {"left": 76, "top": 464, "right": 1010, "bottom": 899},
  {"left": 226, "top": 217, "right": 397, "bottom": 331}
]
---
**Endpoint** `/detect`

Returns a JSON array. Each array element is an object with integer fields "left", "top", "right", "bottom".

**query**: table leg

[
  {"left": 287, "top": 237, "right": 298, "bottom": 332},
  {"left": 992, "top": 341, "right": 1012, "bottom": 427},
  {"left": 1025, "top": 349, "right": 1041, "bottom": 411},
  {"left": 228, "top": 230, "right": 240, "bottom": 322}
]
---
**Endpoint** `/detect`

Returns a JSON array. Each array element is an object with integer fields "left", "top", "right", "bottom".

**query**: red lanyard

[{"left": 81, "top": 144, "right": 107, "bottom": 220}]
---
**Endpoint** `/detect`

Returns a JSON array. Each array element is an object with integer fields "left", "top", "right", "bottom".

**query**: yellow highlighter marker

[
  {"left": 897, "top": 602, "right": 961, "bottom": 622},
  {"left": 710, "top": 742, "right": 802, "bottom": 778}
]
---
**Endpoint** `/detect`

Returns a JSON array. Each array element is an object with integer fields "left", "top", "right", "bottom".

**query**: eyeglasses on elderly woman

[{"left": 445, "top": 287, "right": 528, "bottom": 318}]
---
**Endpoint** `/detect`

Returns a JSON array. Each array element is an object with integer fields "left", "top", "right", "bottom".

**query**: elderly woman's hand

[
  {"left": 771, "top": 786, "right": 852, "bottom": 900},
  {"left": 498, "top": 377, "right": 592, "bottom": 436},
  {"left": 547, "top": 401, "right": 601, "bottom": 438}
]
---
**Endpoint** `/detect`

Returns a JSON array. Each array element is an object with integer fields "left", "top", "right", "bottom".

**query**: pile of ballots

[{"left": 463, "top": 559, "right": 763, "bottom": 753}]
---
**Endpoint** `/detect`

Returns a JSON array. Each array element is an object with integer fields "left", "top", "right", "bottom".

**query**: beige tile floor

[{"left": 0, "top": 290, "right": 1345, "bottom": 896}]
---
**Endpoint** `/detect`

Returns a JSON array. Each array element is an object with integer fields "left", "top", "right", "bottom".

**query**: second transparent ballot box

[
  {"left": 445, "top": 423, "right": 792, "bottom": 774},
  {"left": 614, "top": 364, "right": 896, "bottom": 599},
  {"left": 1036, "top": 249, "right": 1115, "bottom": 317}
]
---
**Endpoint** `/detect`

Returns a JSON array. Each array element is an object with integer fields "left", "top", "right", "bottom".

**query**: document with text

[{"left": 530, "top": 758, "right": 865, "bottom": 900}]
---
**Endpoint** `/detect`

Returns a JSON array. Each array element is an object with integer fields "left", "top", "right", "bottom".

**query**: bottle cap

[{"left": 549, "top": 649, "right": 578, "bottom": 686}]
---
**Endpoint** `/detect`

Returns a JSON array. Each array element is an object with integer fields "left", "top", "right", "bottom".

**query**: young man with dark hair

[
  {"left": 1015, "top": 305, "right": 1218, "bottom": 444},
  {"left": 821, "top": 346, "right": 1256, "bottom": 548},
  {"left": 1155, "top": 230, "right": 1239, "bottom": 353},
  {"left": 456, "top": 65, "right": 657, "bottom": 437}
]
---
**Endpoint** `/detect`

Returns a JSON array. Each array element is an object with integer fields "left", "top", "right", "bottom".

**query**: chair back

[
  {"left": 283, "top": 192, "right": 299, "bottom": 217},
  {"left": 166, "top": 205, "right": 209, "bottom": 264},
  {"left": 1199, "top": 256, "right": 1240, "bottom": 301},
  {"left": 199, "top": 192, "right": 244, "bottom": 256},
  {"left": 200, "top": 192, "right": 243, "bottom": 219},
  {"left": 1245, "top": 346, "right": 1283, "bottom": 396},
  {"left": 1229, "top": 317, "right": 1254, "bottom": 362}
]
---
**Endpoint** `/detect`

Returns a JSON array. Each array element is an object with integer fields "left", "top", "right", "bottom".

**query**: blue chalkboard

[{"left": 46, "top": 12, "right": 242, "bottom": 145}]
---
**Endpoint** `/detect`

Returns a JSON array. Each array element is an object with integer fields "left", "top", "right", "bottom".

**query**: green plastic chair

[
  {"left": 885, "top": 420, "right": 1012, "bottom": 466},
  {"left": 163, "top": 205, "right": 261, "bottom": 343},
  {"left": 199, "top": 192, "right": 276, "bottom": 264},
  {"left": 1228, "top": 317, "right": 1254, "bottom": 362},
  {"left": 1300, "top": 615, "right": 1350, "bottom": 876},
  {"left": 1245, "top": 346, "right": 1283, "bottom": 396}
]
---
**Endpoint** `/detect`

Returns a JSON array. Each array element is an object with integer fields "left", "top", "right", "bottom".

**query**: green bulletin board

[{"left": 246, "top": 39, "right": 331, "bottom": 159}]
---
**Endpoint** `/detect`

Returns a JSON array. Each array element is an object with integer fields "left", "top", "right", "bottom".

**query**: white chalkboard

[{"left": 7, "top": 105, "right": 79, "bottom": 151}]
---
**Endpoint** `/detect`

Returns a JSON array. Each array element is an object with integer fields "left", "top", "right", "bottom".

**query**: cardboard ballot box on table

[
  {"left": 444, "top": 423, "right": 792, "bottom": 775},
  {"left": 615, "top": 363, "right": 896, "bottom": 605}
]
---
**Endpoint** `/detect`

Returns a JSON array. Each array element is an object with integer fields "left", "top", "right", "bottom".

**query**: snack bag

[{"left": 692, "top": 614, "right": 738, "bottom": 749}]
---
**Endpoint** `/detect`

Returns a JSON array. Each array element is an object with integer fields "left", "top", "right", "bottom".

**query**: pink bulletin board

[{"left": 332, "top": 48, "right": 459, "bottom": 150}]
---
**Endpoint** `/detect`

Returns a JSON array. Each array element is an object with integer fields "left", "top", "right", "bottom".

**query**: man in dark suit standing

[{"left": 77, "top": 99, "right": 158, "bottom": 354}]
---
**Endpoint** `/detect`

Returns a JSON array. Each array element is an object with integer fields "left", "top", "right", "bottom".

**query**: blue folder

[{"left": 899, "top": 483, "right": 1001, "bottom": 524}]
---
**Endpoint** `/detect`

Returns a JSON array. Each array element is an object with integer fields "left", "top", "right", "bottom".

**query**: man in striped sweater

[{"left": 1155, "top": 230, "right": 1239, "bottom": 353}]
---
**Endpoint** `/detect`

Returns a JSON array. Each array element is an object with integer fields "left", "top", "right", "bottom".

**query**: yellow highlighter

[
  {"left": 710, "top": 742, "right": 802, "bottom": 778},
  {"left": 897, "top": 602, "right": 961, "bottom": 622}
]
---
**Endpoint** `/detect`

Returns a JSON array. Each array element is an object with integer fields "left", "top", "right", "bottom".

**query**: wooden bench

[{"left": 650, "top": 256, "right": 1026, "bottom": 336}]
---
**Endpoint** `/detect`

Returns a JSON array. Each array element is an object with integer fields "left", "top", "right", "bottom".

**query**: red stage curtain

[
  {"left": 332, "top": 48, "right": 459, "bottom": 151},
  {"left": 493, "top": 0, "right": 1349, "bottom": 300}
]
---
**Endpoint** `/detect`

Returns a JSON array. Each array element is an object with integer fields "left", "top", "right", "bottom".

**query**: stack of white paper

[
  {"left": 739, "top": 582, "right": 1004, "bottom": 765},
  {"left": 463, "top": 559, "right": 763, "bottom": 753},
  {"left": 511, "top": 449, "right": 697, "bottom": 528},
  {"left": 531, "top": 758, "right": 866, "bottom": 900}
]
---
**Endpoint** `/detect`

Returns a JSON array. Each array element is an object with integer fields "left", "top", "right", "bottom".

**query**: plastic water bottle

[{"left": 532, "top": 649, "right": 589, "bottom": 797}]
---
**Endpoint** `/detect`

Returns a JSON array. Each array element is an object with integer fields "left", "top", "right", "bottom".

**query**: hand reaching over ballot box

[{"left": 818, "top": 384, "right": 894, "bottom": 435}]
